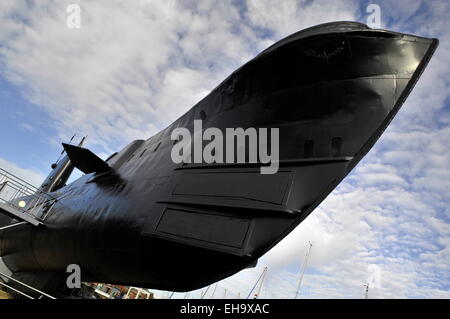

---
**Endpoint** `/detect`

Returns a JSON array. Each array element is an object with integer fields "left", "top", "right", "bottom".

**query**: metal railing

[
  {"left": 0, "top": 168, "right": 56, "bottom": 222},
  {"left": 0, "top": 271, "right": 56, "bottom": 299}
]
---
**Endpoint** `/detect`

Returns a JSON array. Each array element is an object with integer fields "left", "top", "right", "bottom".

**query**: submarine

[{"left": 0, "top": 21, "right": 438, "bottom": 296}]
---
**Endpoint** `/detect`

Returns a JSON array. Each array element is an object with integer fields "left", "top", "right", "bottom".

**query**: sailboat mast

[
  {"left": 254, "top": 267, "right": 268, "bottom": 299},
  {"left": 294, "top": 241, "right": 313, "bottom": 299}
]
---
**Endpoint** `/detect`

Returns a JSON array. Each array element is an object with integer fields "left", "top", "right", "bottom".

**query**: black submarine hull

[{"left": 0, "top": 22, "right": 438, "bottom": 292}]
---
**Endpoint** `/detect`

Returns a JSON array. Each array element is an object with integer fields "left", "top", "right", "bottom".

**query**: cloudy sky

[{"left": 0, "top": 0, "right": 449, "bottom": 298}]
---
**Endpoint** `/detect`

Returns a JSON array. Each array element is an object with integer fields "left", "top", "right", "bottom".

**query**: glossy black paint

[{"left": 0, "top": 22, "right": 438, "bottom": 293}]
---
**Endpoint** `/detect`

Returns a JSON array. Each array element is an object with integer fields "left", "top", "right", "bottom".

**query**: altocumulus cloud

[{"left": 0, "top": 0, "right": 449, "bottom": 298}]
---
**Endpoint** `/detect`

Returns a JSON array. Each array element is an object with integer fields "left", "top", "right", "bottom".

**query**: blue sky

[{"left": 0, "top": 0, "right": 449, "bottom": 298}]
